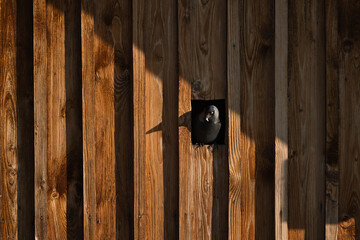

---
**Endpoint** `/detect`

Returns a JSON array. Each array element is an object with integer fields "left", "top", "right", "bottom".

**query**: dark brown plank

[
  {"left": 178, "top": 0, "right": 227, "bottom": 239},
  {"left": 288, "top": 0, "right": 325, "bottom": 238},
  {"left": 0, "top": 0, "right": 18, "bottom": 238},
  {"left": 338, "top": 0, "right": 360, "bottom": 238},
  {"left": 325, "top": 0, "right": 339, "bottom": 238},
  {"left": 275, "top": 0, "right": 288, "bottom": 238},
  {"left": 17, "top": 0, "right": 35, "bottom": 238},
  {"left": 239, "top": 0, "right": 275, "bottom": 239},
  {"left": 34, "top": 0, "right": 48, "bottom": 238}
]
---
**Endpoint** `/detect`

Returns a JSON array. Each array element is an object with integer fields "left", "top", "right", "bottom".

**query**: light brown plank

[
  {"left": 94, "top": 1, "right": 117, "bottom": 238},
  {"left": 239, "top": 0, "right": 275, "bottom": 239},
  {"left": 288, "top": 0, "right": 325, "bottom": 238},
  {"left": 81, "top": 0, "right": 96, "bottom": 238},
  {"left": 325, "top": 0, "right": 339, "bottom": 238},
  {"left": 133, "top": 0, "right": 178, "bottom": 239},
  {"left": 112, "top": 0, "right": 134, "bottom": 239},
  {"left": 338, "top": 0, "right": 360, "bottom": 238},
  {"left": 178, "top": 0, "right": 227, "bottom": 239},
  {"left": 34, "top": 0, "right": 48, "bottom": 238},
  {"left": 0, "top": 0, "right": 18, "bottom": 238},
  {"left": 275, "top": 0, "right": 288, "bottom": 238},
  {"left": 227, "top": 0, "right": 241, "bottom": 238}
]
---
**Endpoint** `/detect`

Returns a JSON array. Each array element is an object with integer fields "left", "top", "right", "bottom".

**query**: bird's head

[{"left": 204, "top": 105, "right": 220, "bottom": 123}]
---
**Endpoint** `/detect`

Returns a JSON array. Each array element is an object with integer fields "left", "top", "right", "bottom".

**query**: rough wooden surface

[
  {"left": 338, "top": 0, "right": 360, "bottom": 238},
  {"left": 288, "top": 0, "right": 325, "bottom": 238},
  {"left": 325, "top": 0, "right": 339, "bottom": 238},
  {"left": 239, "top": 0, "right": 275, "bottom": 239},
  {"left": 275, "top": 0, "right": 288, "bottom": 238},
  {"left": 178, "top": 0, "right": 227, "bottom": 239},
  {"left": 227, "top": 0, "right": 241, "bottom": 238},
  {"left": 0, "top": 0, "right": 18, "bottom": 238},
  {"left": 81, "top": 0, "right": 96, "bottom": 238},
  {"left": 34, "top": 0, "right": 48, "bottom": 238}
]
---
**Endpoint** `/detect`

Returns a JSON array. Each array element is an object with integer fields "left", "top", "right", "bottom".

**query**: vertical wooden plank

[
  {"left": 81, "top": 0, "right": 96, "bottom": 238},
  {"left": 227, "top": 0, "right": 241, "bottom": 239},
  {"left": 275, "top": 0, "right": 288, "bottom": 238},
  {"left": 112, "top": 0, "right": 134, "bottom": 239},
  {"left": 94, "top": 1, "right": 117, "bottom": 238},
  {"left": 133, "top": 0, "right": 178, "bottom": 239},
  {"left": 0, "top": 0, "right": 18, "bottom": 238},
  {"left": 45, "top": 1, "right": 67, "bottom": 239},
  {"left": 17, "top": 0, "right": 35, "bottom": 238},
  {"left": 239, "top": 0, "right": 275, "bottom": 239},
  {"left": 325, "top": 0, "right": 339, "bottom": 238},
  {"left": 34, "top": 0, "right": 48, "bottom": 238},
  {"left": 338, "top": 0, "right": 360, "bottom": 238},
  {"left": 178, "top": 0, "right": 227, "bottom": 239},
  {"left": 288, "top": 0, "right": 325, "bottom": 238}
]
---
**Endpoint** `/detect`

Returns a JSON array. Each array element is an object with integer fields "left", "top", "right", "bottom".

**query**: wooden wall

[{"left": 0, "top": 0, "right": 359, "bottom": 239}]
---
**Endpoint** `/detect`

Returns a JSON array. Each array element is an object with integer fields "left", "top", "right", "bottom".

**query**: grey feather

[{"left": 193, "top": 105, "right": 221, "bottom": 144}]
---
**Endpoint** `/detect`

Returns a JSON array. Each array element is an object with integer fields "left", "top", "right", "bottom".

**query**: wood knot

[
  {"left": 51, "top": 191, "right": 59, "bottom": 199},
  {"left": 200, "top": 40, "right": 208, "bottom": 55},
  {"left": 343, "top": 40, "right": 354, "bottom": 53}
]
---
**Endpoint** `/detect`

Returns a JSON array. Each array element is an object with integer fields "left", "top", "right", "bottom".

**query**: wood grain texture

[
  {"left": 16, "top": 0, "right": 35, "bottom": 238},
  {"left": 275, "top": 0, "right": 288, "bottom": 238},
  {"left": 34, "top": 0, "right": 48, "bottom": 238},
  {"left": 134, "top": 0, "right": 178, "bottom": 239},
  {"left": 325, "top": 0, "right": 339, "bottom": 238},
  {"left": 239, "top": 0, "right": 275, "bottom": 239},
  {"left": 94, "top": 1, "right": 117, "bottom": 238},
  {"left": 338, "top": 0, "right": 360, "bottom": 238},
  {"left": 111, "top": 0, "right": 134, "bottom": 239},
  {"left": 227, "top": 0, "right": 241, "bottom": 238},
  {"left": 0, "top": 0, "right": 18, "bottom": 238},
  {"left": 81, "top": 0, "right": 96, "bottom": 238},
  {"left": 288, "top": 0, "right": 325, "bottom": 238},
  {"left": 178, "top": 0, "right": 227, "bottom": 239}
]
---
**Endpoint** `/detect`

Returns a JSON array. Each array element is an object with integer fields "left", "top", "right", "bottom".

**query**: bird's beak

[{"left": 205, "top": 113, "right": 211, "bottom": 122}]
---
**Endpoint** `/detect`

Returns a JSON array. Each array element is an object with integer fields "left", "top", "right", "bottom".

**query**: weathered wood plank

[
  {"left": 178, "top": 0, "right": 227, "bottom": 239},
  {"left": 239, "top": 0, "right": 275, "bottom": 239},
  {"left": 94, "top": 1, "right": 117, "bottom": 238},
  {"left": 133, "top": 0, "right": 178, "bottom": 238},
  {"left": 227, "top": 0, "right": 241, "bottom": 238},
  {"left": 17, "top": 0, "right": 35, "bottom": 238},
  {"left": 325, "top": 0, "right": 339, "bottom": 238},
  {"left": 275, "top": 0, "right": 288, "bottom": 238},
  {"left": 288, "top": 0, "right": 325, "bottom": 238},
  {"left": 0, "top": 0, "right": 18, "bottom": 238},
  {"left": 34, "top": 0, "right": 48, "bottom": 238},
  {"left": 112, "top": 0, "right": 133, "bottom": 239},
  {"left": 338, "top": 0, "right": 360, "bottom": 238},
  {"left": 81, "top": 0, "right": 96, "bottom": 238}
]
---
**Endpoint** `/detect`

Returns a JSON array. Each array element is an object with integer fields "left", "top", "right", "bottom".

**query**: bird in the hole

[{"left": 193, "top": 105, "right": 221, "bottom": 146}]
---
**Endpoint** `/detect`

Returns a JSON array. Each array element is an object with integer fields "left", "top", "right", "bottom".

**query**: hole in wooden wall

[{"left": 191, "top": 99, "right": 226, "bottom": 145}]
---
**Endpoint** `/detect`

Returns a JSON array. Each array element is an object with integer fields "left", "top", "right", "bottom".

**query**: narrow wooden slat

[
  {"left": 227, "top": 0, "right": 241, "bottom": 238},
  {"left": 338, "top": 0, "right": 360, "bottom": 238},
  {"left": 94, "top": 1, "right": 117, "bottom": 238},
  {"left": 239, "top": 0, "right": 275, "bottom": 239},
  {"left": 325, "top": 0, "right": 339, "bottom": 238},
  {"left": 34, "top": 0, "right": 48, "bottom": 238},
  {"left": 288, "top": 0, "right": 325, "bottom": 238},
  {"left": 17, "top": 0, "right": 35, "bottom": 238},
  {"left": 81, "top": 0, "right": 96, "bottom": 238},
  {"left": 0, "top": 0, "right": 18, "bottom": 238},
  {"left": 178, "top": 0, "right": 227, "bottom": 239},
  {"left": 112, "top": 0, "right": 134, "bottom": 239},
  {"left": 275, "top": 0, "right": 288, "bottom": 238}
]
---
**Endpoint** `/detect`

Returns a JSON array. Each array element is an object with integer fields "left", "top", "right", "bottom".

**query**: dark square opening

[{"left": 191, "top": 99, "right": 226, "bottom": 145}]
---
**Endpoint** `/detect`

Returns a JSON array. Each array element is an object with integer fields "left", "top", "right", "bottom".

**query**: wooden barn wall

[{"left": 0, "top": 0, "right": 359, "bottom": 239}]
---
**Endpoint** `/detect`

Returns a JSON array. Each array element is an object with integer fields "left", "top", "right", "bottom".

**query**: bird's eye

[{"left": 210, "top": 111, "right": 214, "bottom": 115}]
